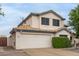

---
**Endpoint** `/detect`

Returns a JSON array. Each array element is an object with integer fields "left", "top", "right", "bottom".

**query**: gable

[
  {"left": 31, "top": 10, "right": 65, "bottom": 20},
  {"left": 40, "top": 12, "right": 62, "bottom": 20},
  {"left": 18, "top": 10, "right": 65, "bottom": 26},
  {"left": 56, "top": 30, "right": 70, "bottom": 35},
  {"left": 55, "top": 29, "right": 71, "bottom": 39}
]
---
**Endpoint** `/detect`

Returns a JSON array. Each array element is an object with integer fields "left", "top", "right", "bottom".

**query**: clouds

[
  {"left": 0, "top": 3, "right": 77, "bottom": 36},
  {"left": 0, "top": 4, "right": 29, "bottom": 36}
]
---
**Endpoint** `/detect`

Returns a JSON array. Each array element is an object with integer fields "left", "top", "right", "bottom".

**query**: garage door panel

[{"left": 16, "top": 34, "right": 51, "bottom": 49}]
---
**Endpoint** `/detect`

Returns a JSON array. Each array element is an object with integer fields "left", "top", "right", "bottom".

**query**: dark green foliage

[
  {"left": 0, "top": 5, "right": 4, "bottom": 16},
  {"left": 69, "top": 5, "right": 79, "bottom": 38},
  {"left": 52, "top": 37, "right": 71, "bottom": 48}
]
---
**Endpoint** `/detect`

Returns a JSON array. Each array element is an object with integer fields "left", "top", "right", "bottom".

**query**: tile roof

[
  {"left": 16, "top": 24, "right": 59, "bottom": 33},
  {"left": 16, "top": 24, "right": 32, "bottom": 30},
  {"left": 10, "top": 24, "right": 73, "bottom": 34}
]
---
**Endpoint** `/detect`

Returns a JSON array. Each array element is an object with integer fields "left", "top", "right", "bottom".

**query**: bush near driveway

[{"left": 52, "top": 37, "right": 71, "bottom": 48}]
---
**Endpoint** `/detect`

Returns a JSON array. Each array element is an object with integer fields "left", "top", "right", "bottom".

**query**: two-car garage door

[{"left": 16, "top": 34, "right": 52, "bottom": 49}]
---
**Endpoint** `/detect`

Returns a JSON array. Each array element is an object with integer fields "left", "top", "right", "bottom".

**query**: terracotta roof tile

[
  {"left": 16, "top": 24, "right": 32, "bottom": 30},
  {"left": 16, "top": 26, "right": 62, "bottom": 33}
]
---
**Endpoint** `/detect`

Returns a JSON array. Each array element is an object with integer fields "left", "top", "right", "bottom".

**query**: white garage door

[{"left": 16, "top": 34, "right": 51, "bottom": 49}]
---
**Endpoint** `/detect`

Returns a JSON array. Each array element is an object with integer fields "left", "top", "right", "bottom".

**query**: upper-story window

[
  {"left": 41, "top": 17, "right": 49, "bottom": 25},
  {"left": 53, "top": 19, "right": 60, "bottom": 26}
]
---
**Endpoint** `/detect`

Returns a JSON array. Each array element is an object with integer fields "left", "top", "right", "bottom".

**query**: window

[
  {"left": 70, "top": 36, "right": 72, "bottom": 41},
  {"left": 41, "top": 17, "right": 49, "bottom": 25},
  {"left": 59, "top": 35, "right": 68, "bottom": 38},
  {"left": 53, "top": 19, "right": 60, "bottom": 26}
]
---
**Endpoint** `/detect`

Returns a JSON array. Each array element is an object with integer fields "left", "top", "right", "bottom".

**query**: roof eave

[
  {"left": 10, "top": 28, "right": 16, "bottom": 34},
  {"left": 16, "top": 29, "right": 55, "bottom": 33}
]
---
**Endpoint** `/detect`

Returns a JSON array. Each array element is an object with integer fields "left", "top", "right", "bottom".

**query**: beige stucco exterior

[
  {"left": 55, "top": 30, "right": 71, "bottom": 39},
  {"left": 31, "top": 15, "right": 40, "bottom": 28},
  {"left": 22, "top": 16, "right": 32, "bottom": 26},
  {"left": 8, "top": 33, "right": 16, "bottom": 48},
  {"left": 39, "top": 13, "right": 64, "bottom": 30},
  {"left": 10, "top": 29, "right": 72, "bottom": 49},
  {"left": 24, "top": 13, "right": 64, "bottom": 31},
  {"left": 9, "top": 10, "right": 74, "bottom": 49}
]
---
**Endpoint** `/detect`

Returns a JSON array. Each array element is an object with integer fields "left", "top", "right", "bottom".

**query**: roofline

[
  {"left": 17, "top": 29, "right": 55, "bottom": 33},
  {"left": 10, "top": 28, "right": 16, "bottom": 34},
  {"left": 55, "top": 28, "right": 72, "bottom": 34},
  {"left": 18, "top": 10, "right": 65, "bottom": 26},
  {"left": 38, "top": 10, "right": 65, "bottom": 20},
  {"left": 10, "top": 29, "right": 56, "bottom": 34},
  {"left": 18, "top": 13, "right": 32, "bottom": 27},
  {"left": 10, "top": 28, "right": 73, "bottom": 35}
]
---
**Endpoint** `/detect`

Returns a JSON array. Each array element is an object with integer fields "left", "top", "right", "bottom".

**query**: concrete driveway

[
  {"left": 0, "top": 47, "right": 28, "bottom": 56},
  {"left": 24, "top": 48, "right": 79, "bottom": 56},
  {"left": 1, "top": 47, "right": 79, "bottom": 56}
]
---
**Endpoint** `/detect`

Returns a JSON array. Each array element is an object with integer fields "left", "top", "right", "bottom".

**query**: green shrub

[{"left": 52, "top": 37, "right": 71, "bottom": 48}]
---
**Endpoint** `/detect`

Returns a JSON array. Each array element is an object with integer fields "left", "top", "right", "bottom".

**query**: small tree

[
  {"left": 69, "top": 5, "right": 79, "bottom": 38},
  {"left": 0, "top": 5, "right": 4, "bottom": 16}
]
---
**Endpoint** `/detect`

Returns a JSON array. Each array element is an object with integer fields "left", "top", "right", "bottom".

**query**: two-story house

[{"left": 9, "top": 10, "right": 74, "bottom": 49}]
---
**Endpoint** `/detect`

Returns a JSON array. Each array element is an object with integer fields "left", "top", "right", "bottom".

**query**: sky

[{"left": 0, "top": 3, "right": 78, "bottom": 36}]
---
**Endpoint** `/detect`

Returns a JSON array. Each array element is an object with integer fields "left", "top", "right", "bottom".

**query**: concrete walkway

[{"left": 24, "top": 48, "right": 79, "bottom": 56}]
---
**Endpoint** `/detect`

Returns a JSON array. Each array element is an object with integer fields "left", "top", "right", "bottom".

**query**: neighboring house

[{"left": 9, "top": 10, "right": 74, "bottom": 49}]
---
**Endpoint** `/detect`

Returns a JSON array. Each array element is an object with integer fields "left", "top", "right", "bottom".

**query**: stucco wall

[
  {"left": 31, "top": 16, "right": 40, "bottom": 28},
  {"left": 22, "top": 16, "right": 32, "bottom": 26},
  {"left": 40, "top": 13, "right": 64, "bottom": 29},
  {"left": 31, "top": 13, "right": 64, "bottom": 30},
  {"left": 20, "top": 12, "right": 64, "bottom": 31},
  {"left": 8, "top": 33, "right": 16, "bottom": 48},
  {"left": 55, "top": 30, "right": 71, "bottom": 39}
]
